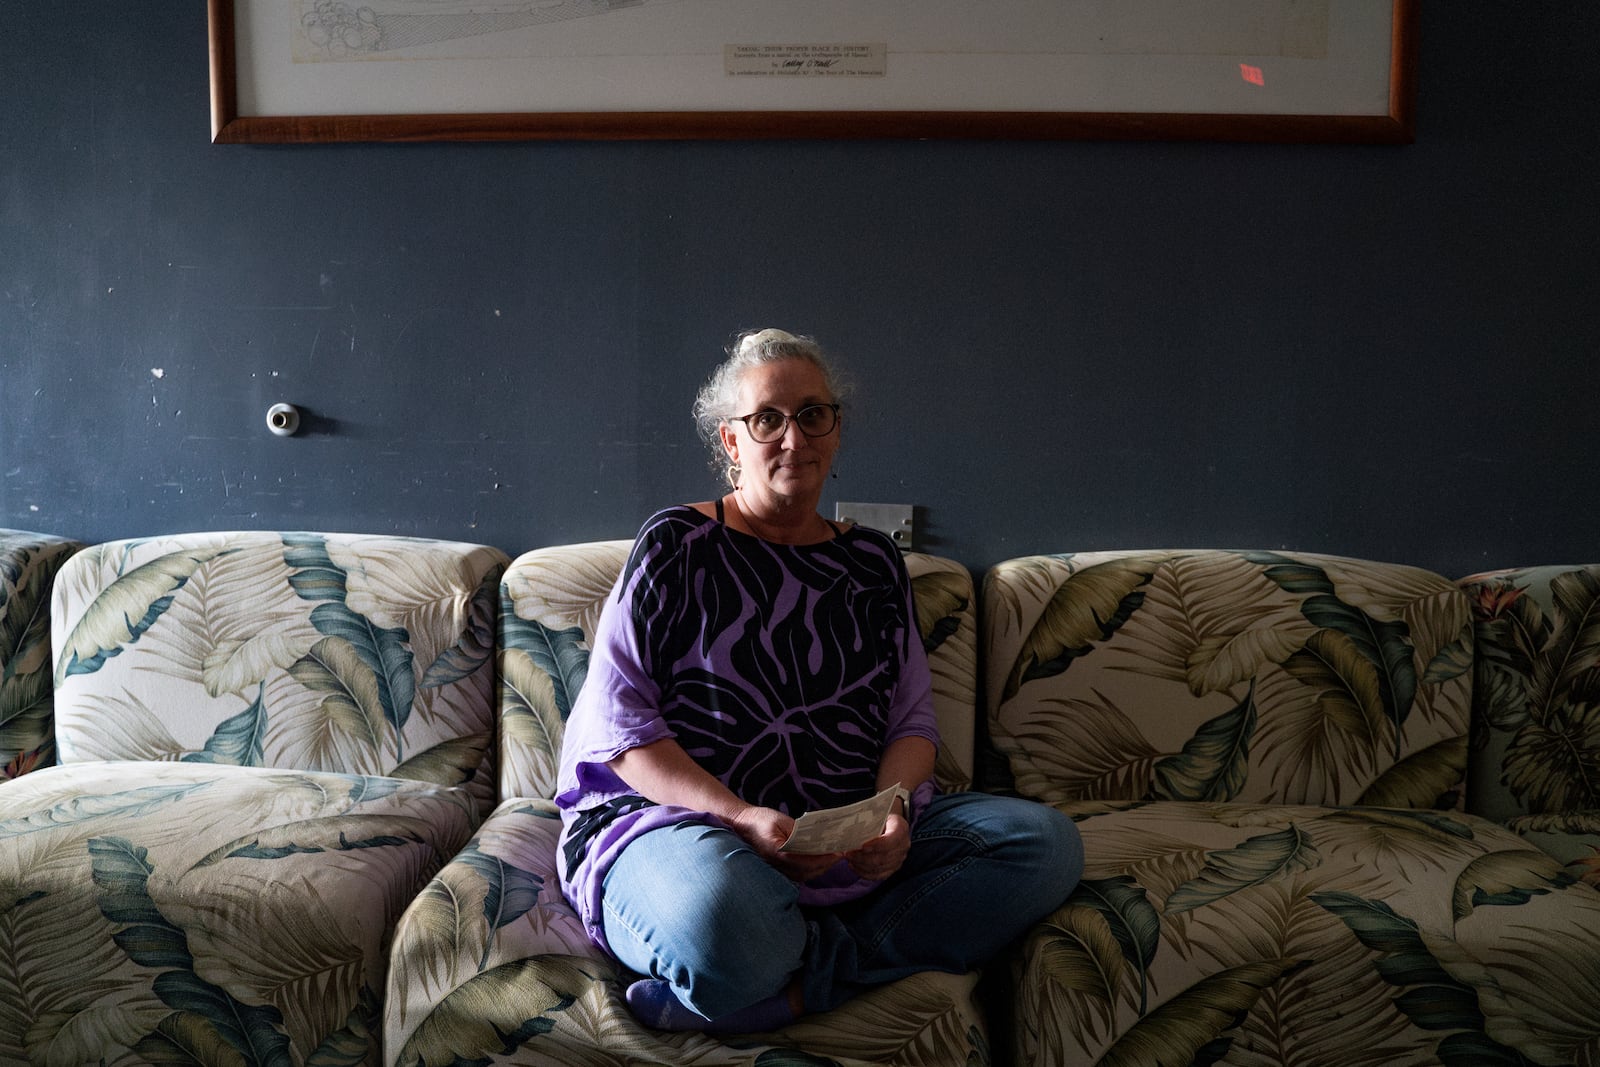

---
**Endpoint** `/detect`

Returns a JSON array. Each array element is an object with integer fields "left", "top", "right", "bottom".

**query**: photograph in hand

[{"left": 779, "top": 784, "right": 902, "bottom": 854}]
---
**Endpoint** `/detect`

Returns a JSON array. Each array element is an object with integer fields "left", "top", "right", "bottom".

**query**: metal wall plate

[{"left": 834, "top": 502, "right": 916, "bottom": 551}]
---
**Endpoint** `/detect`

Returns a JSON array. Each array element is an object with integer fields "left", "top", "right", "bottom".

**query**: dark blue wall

[{"left": 4, "top": 5, "right": 1597, "bottom": 579}]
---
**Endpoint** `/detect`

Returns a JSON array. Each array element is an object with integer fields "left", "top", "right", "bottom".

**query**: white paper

[
  {"left": 779, "top": 784, "right": 900, "bottom": 855},
  {"left": 238, "top": 1, "right": 1393, "bottom": 118}
]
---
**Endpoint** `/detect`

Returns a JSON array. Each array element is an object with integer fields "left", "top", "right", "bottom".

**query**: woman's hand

[
  {"left": 725, "top": 803, "right": 792, "bottom": 857},
  {"left": 844, "top": 811, "right": 911, "bottom": 882},
  {"left": 726, "top": 804, "right": 844, "bottom": 881}
]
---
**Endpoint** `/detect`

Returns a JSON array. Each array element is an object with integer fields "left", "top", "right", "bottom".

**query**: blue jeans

[{"left": 599, "top": 792, "right": 1083, "bottom": 1019}]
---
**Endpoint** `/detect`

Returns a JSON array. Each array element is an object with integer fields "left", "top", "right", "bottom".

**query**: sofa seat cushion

[
  {"left": 387, "top": 798, "right": 988, "bottom": 1067},
  {"left": 0, "top": 760, "right": 478, "bottom": 1065},
  {"left": 1014, "top": 800, "right": 1600, "bottom": 1066}
]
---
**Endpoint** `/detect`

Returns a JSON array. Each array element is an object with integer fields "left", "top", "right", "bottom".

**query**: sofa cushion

[
  {"left": 0, "top": 760, "right": 477, "bottom": 1065},
  {"left": 497, "top": 541, "right": 980, "bottom": 802},
  {"left": 1460, "top": 564, "right": 1600, "bottom": 824},
  {"left": 50, "top": 532, "right": 507, "bottom": 814},
  {"left": 497, "top": 540, "right": 632, "bottom": 803},
  {"left": 984, "top": 550, "right": 1474, "bottom": 808},
  {"left": 1508, "top": 811, "right": 1600, "bottom": 889},
  {"left": 1460, "top": 564, "right": 1600, "bottom": 890},
  {"left": 1, "top": 529, "right": 82, "bottom": 780},
  {"left": 1013, "top": 799, "right": 1600, "bottom": 1065},
  {"left": 386, "top": 797, "right": 988, "bottom": 1067}
]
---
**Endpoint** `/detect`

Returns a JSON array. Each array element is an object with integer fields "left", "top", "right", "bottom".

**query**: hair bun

[{"left": 737, "top": 328, "right": 800, "bottom": 356}]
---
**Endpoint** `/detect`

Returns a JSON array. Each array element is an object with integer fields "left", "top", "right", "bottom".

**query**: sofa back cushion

[
  {"left": 983, "top": 549, "right": 1473, "bottom": 807},
  {"left": 1, "top": 529, "right": 83, "bottom": 779},
  {"left": 498, "top": 540, "right": 632, "bottom": 801},
  {"left": 497, "top": 540, "right": 979, "bottom": 801},
  {"left": 1461, "top": 564, "right": 1600, "bottom": 824},
  {"left": 50, "top": 531, "right": 507, "bottom": 812}
]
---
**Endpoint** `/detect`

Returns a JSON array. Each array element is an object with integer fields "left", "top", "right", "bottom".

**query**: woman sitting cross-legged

[{"left": 554, "top": 327, "right": 1083, "bottom": 1033}]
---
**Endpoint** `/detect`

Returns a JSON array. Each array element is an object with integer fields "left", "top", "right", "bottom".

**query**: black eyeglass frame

[{"left": 729, "top": 403, "right": 842, "bottom": 443}]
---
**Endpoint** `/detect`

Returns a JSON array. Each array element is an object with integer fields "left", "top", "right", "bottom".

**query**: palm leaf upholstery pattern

[
  {"left": 0, "top": 530, "right": 81, "bottom": 780},
  {"left": 0, "top": 531, "right": 506, "bottom": 1065},
  {"left": 1461, "top": 564, "right": 1600, "bottom": 891},
  {"left": 0, "top": 761, "right": 477, "bottom": 1065},
  {"left": 51, "top": 531, "right": 508, "bottom": 814},
  {"left": 1018, "top": 800, "right": 1600, "bottom": 1065},
  {"left": 387, "top": 541, "right": 989, "bottom": 1067},
  {"left": 985, "top": 550, "right": 1474, "bottom": 808},
  {"left": 986, "top": 550, "right": 1600, "bottom": 1065}
]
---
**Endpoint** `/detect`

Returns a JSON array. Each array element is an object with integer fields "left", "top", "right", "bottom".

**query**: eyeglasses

[{"left": 731, "top": 403, "right": 840, "bottom": 443}]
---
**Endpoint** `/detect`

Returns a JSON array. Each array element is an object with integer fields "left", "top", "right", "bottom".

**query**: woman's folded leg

[
  {"left": 601, "top": 820, "right": 806, "bottom": 1028},
  {"left": 799, "top": 792, "right": 1083, "bottom": 1012}
]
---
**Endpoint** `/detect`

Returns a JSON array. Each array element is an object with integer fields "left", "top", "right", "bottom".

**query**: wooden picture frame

[{"left": 209, "top": 0, "right": 1417, "bottom": 144}]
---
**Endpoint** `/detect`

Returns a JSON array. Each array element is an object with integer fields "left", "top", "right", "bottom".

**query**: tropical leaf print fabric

[
  {"left": 0, "top": 530, "right": 81, "bottom": 780},
  {"left": 1510, "top": 811, "right": 1600, "bottom": 890},
  {"left": 1462, "top": 564, "right": 1600, "bottom": 890},
  {"left": 50, "top": 531, "right": 508, "bottom": 815},
  {"left": 1013, "top": 800, "right": 1600, "bottom": 1066},
  {"left": 909, "top": 556, "right": 978, "bottom": 793},
  {"left": 1462, "top": 564, "right": 1600, "bottom": 820},
  {"left": 0, "top": 760, "right": 477, "bottom": 1066},
  {"left": 2, "top": 531, "right": 504, "bottom": 1064},
  {"left": 498, "top": 541, "right": 632, "bottom": 803},
  {"left": 985, "top": 550, "right": 1600, "bottom": 1063},
  {"left": 983, "top": 550, "right": 1474, "bottom": 808}
]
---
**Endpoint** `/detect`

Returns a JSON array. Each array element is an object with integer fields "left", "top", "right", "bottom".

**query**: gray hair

[{"left": 692, "top": 328, "right": 850, "bottom": 488}]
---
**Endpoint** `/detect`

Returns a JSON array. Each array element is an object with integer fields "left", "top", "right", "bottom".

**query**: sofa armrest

[
  {"left": 0, "top": 529, "right": 82, "bottom": 779},
  {"left": 1506, "top": 809, "right": 1600, "bottom": 889},
  {"left": 385, "top": 799, "right": 608, "bottom": 1058},
  {"left": 1460, "top": 564, "right": 1600, "bottom": 824}
]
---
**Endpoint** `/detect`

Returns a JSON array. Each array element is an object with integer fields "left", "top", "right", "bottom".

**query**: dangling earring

[{"left": 726, "top": 463, "right": 741, "bottom": 488}]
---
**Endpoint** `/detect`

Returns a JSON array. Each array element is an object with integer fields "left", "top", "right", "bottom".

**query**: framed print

[{"left": 209, "top": 0, "right": 1418, "bottom": 144}]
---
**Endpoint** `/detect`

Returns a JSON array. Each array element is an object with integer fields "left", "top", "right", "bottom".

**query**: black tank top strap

[{"left": 716, "top": 497, "right": 726, "bottom": 523}]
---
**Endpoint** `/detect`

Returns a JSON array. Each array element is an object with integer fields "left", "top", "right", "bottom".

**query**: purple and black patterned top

[{"left": 555, "top": 505, "right": 940, "bottom": 953}]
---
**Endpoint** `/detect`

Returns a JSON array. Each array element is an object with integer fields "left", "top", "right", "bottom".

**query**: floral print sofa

[
  {"left": 3, "top": 530, "right": 1599, "bottom": 1066},
  {"left": 0, "top": 530, "right": 506, "bottom": 1065},
  {"left": 985, "top": 551, "right": 1600, "bottom": 1066},
  {"left": 0, "top": 530, "right": 986, "bottom": 1067}
]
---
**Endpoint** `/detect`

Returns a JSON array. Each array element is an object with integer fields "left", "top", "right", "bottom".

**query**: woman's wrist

[{"left": 723, "top": 800, "right": 761, "bottom": 834}]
